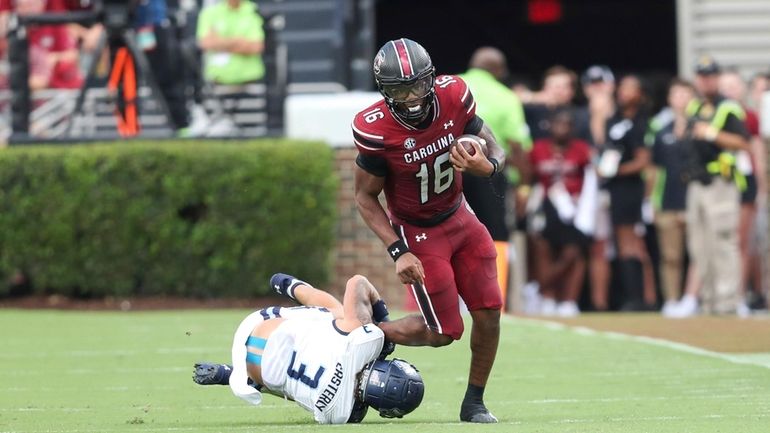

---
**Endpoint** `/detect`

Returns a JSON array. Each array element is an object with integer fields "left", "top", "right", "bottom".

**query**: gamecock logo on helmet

[{"left": 373, "top": 51, "right": 385, "bottom": 75}]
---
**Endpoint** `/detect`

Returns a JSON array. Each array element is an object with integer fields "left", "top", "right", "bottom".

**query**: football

[{"left": 451, "top": 134, "right": 487, "bottom": 157}]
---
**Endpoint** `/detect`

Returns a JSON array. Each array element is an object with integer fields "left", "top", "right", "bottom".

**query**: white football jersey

[{"left": 260, "top": 307, "right": 384, "bottom": 424}]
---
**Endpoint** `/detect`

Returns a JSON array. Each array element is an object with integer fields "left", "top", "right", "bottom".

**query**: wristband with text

[{"left": 387, "top": 239, "right": 409, "bottom": 262}]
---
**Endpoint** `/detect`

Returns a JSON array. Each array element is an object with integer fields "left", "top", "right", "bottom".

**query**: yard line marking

[{"left": 507, "top": 316, "right": 770, "bottom": 370}]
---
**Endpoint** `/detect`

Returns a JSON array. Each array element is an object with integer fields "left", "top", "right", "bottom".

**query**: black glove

[
  {"left": 372, "top": 299, "right": 390, "bottom": 323},
  {"left": 377, "top": 339, "right": 396, "bottom": 360}
]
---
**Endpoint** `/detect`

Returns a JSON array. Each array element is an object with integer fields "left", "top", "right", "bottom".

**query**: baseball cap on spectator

[
  {"left": 581, "top": 65, "right": 615, "bottom": 86},
  {"left": 695, "top": 55, "right": 721, "bottom": 75}
]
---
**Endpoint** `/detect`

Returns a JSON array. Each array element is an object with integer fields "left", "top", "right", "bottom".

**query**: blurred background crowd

[{"left": 0, "top": 0, "right": 768, "bottom": 317}]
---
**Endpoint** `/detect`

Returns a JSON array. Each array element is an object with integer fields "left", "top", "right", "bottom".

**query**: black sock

[{"left": 463, "top": 384, "right": 485, "bottom": 405}]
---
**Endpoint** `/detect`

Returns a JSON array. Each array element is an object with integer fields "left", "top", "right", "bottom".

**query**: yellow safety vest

[{"left": 686, "top": 99, "right": 747, "bottom": 190}]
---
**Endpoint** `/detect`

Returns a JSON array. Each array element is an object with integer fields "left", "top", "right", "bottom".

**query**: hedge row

[{"left": 0, "top": 139, "right": 338, "bottom": 298}]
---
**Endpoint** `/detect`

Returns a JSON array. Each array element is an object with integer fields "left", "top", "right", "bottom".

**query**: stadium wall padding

[{"left": 0, "top": 140, "right": 338, "bottom": 298}]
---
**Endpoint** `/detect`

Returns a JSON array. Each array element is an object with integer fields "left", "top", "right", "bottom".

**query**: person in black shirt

[
  {"left": 518, "top": 66, "right": 592, "bottom": 143},
  {"left": 598, "top": 74, "right": 654, "bottom": 310},
  {"left": 645, "top": 78, "right": 695, "bottom": 315}
]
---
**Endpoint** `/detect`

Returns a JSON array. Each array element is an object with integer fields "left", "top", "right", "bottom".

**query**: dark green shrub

[{"left": 0, "top": 140, "right": 338, "bottom": 298}]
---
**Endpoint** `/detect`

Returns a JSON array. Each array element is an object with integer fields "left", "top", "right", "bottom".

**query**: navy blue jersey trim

[{"left": 332, "top": 319, "right": 350, "bottom": 336}]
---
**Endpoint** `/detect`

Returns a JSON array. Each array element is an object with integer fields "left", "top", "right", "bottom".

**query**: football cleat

[
  {"left": 193, "top": 362, "right": 232, "bottom": 386},
  {"left": 460, "top": 402, "right": 498, "bottom": 423}
]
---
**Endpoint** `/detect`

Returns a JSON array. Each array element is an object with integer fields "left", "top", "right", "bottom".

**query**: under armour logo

[
  {"left": 390, "top": 248, "right": 399, "bottom": 256},
  {"left": 444, "top": 120, "right": 454, "bottom": 130},
  {"left": 415, "top": 233, "right": 427, "bottom": 242}
]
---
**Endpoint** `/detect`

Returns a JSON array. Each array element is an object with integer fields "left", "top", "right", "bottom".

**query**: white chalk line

[{"left": 507, "top": 316, "right": 770, "bottom": 370}]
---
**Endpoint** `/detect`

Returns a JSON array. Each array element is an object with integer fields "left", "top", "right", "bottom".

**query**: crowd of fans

[
  {"left": 463, "top": 49, "right": 769, "bottom": 317},
  {"left": 0, "top": 0, "right": 266, "bottom": 139},
  {"left": 0, "top": 2, "right": 767, "bottom": 317}
]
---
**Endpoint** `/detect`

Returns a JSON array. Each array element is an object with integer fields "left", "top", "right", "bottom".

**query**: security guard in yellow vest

[{"left": 683, "top": 56, "right": 750, "bottom": 315}]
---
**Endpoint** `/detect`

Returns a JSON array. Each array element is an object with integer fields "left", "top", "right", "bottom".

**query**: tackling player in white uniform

[{"left": 193, "top": 273, "right": 424, "bottom": 424}]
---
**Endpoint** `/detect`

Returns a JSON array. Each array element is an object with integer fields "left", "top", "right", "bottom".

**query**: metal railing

[{"left": 0, "top": 83, "right": 270, "bottom": 142}]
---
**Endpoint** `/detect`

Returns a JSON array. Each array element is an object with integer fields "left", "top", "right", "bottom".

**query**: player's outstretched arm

[{"left": 335, "top": 275, "right": 388, "bottom": 332}]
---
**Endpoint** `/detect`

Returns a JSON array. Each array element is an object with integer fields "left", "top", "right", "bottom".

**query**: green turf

[{"left": 1, "top": 310, "right": 769, "bottom": 432}]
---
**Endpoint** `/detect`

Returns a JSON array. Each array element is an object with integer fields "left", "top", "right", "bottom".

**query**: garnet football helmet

[
  {"left": 373, "top": 38, "right": 436, "bottom": 123},
  {"left": 358, "top": 358, "right": 425, "bottom": 418}
]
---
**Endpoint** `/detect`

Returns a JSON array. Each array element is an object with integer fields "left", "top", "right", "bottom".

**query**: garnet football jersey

[{"left": 353, "top": 75, "right": 477, "bottom": 222}]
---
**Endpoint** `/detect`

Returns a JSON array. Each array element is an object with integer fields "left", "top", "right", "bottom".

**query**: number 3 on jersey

[
  {"left": 287, "top": 351, "right": 325, "bottom": 389},
  {"left": 415, "top": 152, "right": 454, "bottom": 204}
]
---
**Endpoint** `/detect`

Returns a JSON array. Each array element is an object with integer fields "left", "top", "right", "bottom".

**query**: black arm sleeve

[
  {"left": 356, "top": 153, "right": 388, "bottom": 177},
  {"left": 463, "top": 115, "right": 484, "bottom": 135}
]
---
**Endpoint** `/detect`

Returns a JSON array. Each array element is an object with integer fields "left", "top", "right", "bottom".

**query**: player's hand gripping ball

[{"left": 451, "top": 134, "right": 488, "bottom": 157}]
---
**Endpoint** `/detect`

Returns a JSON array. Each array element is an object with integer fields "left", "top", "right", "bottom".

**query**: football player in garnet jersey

[{"left": 353, "top": 38, "right": 506, "bottom": 423}]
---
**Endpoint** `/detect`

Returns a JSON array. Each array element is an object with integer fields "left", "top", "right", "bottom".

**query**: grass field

[{"left": 1, "top": 309, "right": 769, "bottom": 433}]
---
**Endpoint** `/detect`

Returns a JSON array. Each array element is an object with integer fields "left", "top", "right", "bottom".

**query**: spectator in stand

[
  {"left": 196, "top": 0, "right": 264, "bottom": 136},
  {"left": 516, "top": 65, "right": 591, "bottom": 142},
  {"left": 459, "top": 47, "right": 531, "bottom": 308},
  {"left": 719, "top": 69, "right": 764, "bottom": 310},
  {"left": 133, "top": 0, "right": 190, "bottom": 135},
  {"left": 597, "top": 74, "right": 655, "bottom": 311},
  {"left": 580, "top": 65, "right": 616, "bottom": 311},
  {"left": 14, "top": 0, "right": 83, "bottom": 90},
  {"left": 514, "top": 65, "right": 590, "bottom": 311},
  {"left": 525, "top": 108, "right": 591, "bottom": 316},
  {"left": 197, "top": 0, "right": 264, "bottom": 85},
  {"left": 681, "top": 56, "right": 749, "bottom": 316},
  {"left": 645, "top": 78, "right": 695, "bottom": 315}
]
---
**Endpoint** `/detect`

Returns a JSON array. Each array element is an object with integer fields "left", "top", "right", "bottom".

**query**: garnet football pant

[{"left": 392, "top": 201, "right": 503, "bottom": 340}]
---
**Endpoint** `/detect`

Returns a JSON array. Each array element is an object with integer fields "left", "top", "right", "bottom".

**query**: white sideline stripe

[{"left": 507, "top": 316, "right": 770, "bottom": 370}]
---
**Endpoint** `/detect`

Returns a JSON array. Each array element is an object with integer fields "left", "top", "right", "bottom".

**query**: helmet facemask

[{"left": 378, "top": 69, "right": 436, "bottom": 124}]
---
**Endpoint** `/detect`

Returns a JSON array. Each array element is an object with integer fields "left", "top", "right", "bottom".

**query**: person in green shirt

[
  {"left": 459, "top": 47, "right": 531, "bottom": 310},
  {"left": 460, "top": 49, "right": 532, "bottom": 155},
  {"left": 196, "top": 0, "right": 265, "bottom": 85}
]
